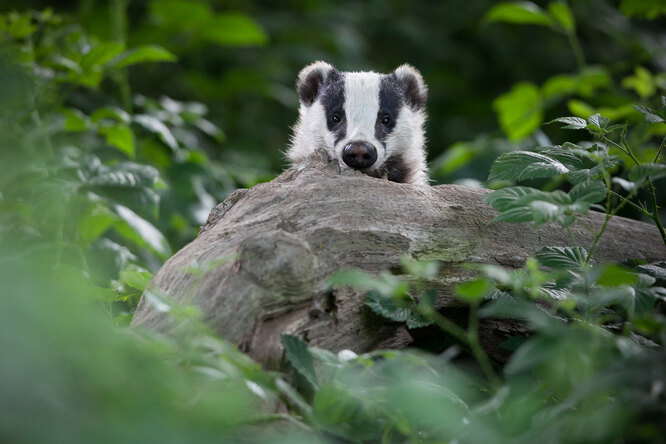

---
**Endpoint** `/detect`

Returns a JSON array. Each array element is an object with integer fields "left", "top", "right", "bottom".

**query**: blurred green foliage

[{"left": 1, "top": 0, "right": 666, "bottom": 442}]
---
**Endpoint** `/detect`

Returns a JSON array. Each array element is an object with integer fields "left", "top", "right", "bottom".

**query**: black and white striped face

[{"left": 289, "top": 62, "right": 428, "bottom": 185}]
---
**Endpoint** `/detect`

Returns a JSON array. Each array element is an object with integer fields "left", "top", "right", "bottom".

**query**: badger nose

[{"left": 342, "top": 142, "right": 377, "bottom": 169}]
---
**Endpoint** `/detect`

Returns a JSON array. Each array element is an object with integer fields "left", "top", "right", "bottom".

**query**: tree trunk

[{"left": 132, "top": 150, "right": 666, "bottom": 367}]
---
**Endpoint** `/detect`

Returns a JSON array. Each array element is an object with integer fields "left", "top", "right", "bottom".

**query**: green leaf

[
  {"left": 622, "top": 67, "right": 656, "bottom": 99},
  {"left": 530, "top": 200, "right": 561, "bottom": 225},
  {"left": 120, "top": 269, "right": 153, "bottom": 291},
  {"left": 365, "top": 291, "right": 412, "bottom": 322},
  {"left": 91, "top": 106, "right": 131, "bottom": 124},
  {"left": 80, "top": 41, "right": 124, "bottom": 70},
  {"left": 489, "top": 151, "right": 568, "bottom": 181},
  {"left": 569, "top": 179, "right": 606, "bottom": 204},
  {"left": 454, "top": 279, "right": 492, "bottom": 301},
  {"left": 493, "top": 82, "right": 543, "bottom": 140},
  {"left": 612, "top": 177, "right": 637, "bottom": 192},
  {"left": 280, "top": 334, "right": 317, "bottom": 387},
  {"left": 485, "top": 2, "right": 554, "bottom": 26},
  {"left": 133, "top": 114, "right": 179, "bottom": 150},
  {"left": 486, "top": 187, "right": 575, "bottom": 226},
  {"left": 597, "top": 265, "right": 638, "bottom": 287},
  {"left": 327, "top": 270, "right": 405, "bottom": 297},
  {"left": 548, "top": 116, "right": 588, "bottom": 130},
  {"left": 86, "top": 162, "right": 159, "bottom": 189},
  {"left": 63, "top": 108, "right": 89, "bottom": 131},
  {"left": 110, "top": 45, "right": 176, "bottom": 69},
  {"left": 548, "top": 1, "right": 575, "bottom": 31},
  {"left": 537, "top": 246, "right": 588, "bottom": 270},
  {"left": 484, "top": 186, "right": 538, "bottom": 212},
  {"left": 628, "top": 164, "right": 666, "bottom": 184},
  {"left": 113, "top": 205, "right": 171, "bottom": 256},
  {"left": 632, "top": 105, "right": 665, "bottom": 123},
  {"left": 79, "top": 205, "right": 117, "bottom": 243},
  {"left": 98, "top": 124, "right": 135, "bottom": 157},
  {"left": 587, "top": 113, "right": 610, "bottom": 130},
  {"left": 532, "top": 145, "right": 591, "bottom": 170}
]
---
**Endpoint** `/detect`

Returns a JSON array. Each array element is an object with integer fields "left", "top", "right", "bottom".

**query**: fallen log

[{"left": 132, "top": 150, "right": 666, "bottom": 367}]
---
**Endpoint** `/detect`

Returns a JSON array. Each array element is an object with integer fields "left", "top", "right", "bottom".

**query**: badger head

[{"left": 288, "top": 62, "right": 429, "bottom": 186}]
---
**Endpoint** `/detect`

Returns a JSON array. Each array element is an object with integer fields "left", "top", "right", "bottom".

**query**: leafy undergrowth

[{"left": 2, "top": 2, "right": 666, "bottom": 444}]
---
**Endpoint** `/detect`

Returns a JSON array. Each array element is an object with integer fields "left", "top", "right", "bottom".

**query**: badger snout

[{"left": 342, "top": 141, "right": 377, "bottom": 170}]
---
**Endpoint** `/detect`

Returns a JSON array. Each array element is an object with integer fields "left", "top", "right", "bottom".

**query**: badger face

[{"left": 288, "top": 62, "right": 429, "bottom": 186}]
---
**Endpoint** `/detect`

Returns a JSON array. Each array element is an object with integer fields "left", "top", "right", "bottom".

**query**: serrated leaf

[
  {"left": 548, "top": 1, "right": 575, "bottom": 31},
  {"left": 485, "top": 2, "right": 554, "bottom": 26},
  {"left": 485, "top": 186, "right": 539, "bottom": 211},
  {"left": 632, "top": 105, "right": 665, "bottom": 123},
  {"left": 86, "top": 162, "right": 159, "bottom": 188},
  {"left": 547, "top": 116, "right": 588, "bottom": 130},
  {"left": 537, "top": 246, "right": 588, "bottom": 270},
  {"left": 587, "top": 113, "right": 610, "bottom": 129},
  {"left": 134, "top": 114, "right": 179, "bottom": 150},
  {"left": 487, "top": 188, "right": 574, "bottom": 226},
  {"left": 365, "top": 291, "right": 412, "bottom": 322},
  {"left": 280, "top": 334, "right": 317, "bottom": 387},
  {"left": 569, "top": 179, "right": 606, "bottom": 204},
  {"left": 110, "top": 45, "right": 176, "bottom": 69},
  {"left": 532, "top": 145, "right": 590, "bottom": 170},
  {"left": 530, "top": 200, "right": 562, "bottom": 225},
  {"left": 628, "top": 164, "right": 666, "bottom": 184},
  {"left": 493, "top": 82, "right": 543, "bottom": 140},
  {"left": 489, "top": 151, "right": 568, "bottom": 181}
]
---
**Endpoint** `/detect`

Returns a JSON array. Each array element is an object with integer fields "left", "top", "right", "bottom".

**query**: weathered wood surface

[{"left": 132, "top": 150, "right": 666, "bottom": 366}]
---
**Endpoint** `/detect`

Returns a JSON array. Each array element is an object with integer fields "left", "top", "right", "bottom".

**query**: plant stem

[
  {"left": 587, "top": 192, "right": 632, "bottom": 261},
  {"left": 647, "top": 179, "right": 666, "bottom": 245},
  {"left": 608, "top": 189, "right": 652, "bottom": 217},
  {"left": 110, "top": 0, "right": 132, "bottom": 112},
  {"left": 654, "top": 135, "right": 666, "bottom": 163},
  {"left": 467, "top": 302, "right": 501, "bottom": 390},
  {"left": 565, "top": 226, "right": 578, "bottom": 247}
]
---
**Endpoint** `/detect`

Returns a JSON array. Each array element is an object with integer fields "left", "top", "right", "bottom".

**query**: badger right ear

[{"left": 296, "top": 61, "right": 335, "bottom": 106}]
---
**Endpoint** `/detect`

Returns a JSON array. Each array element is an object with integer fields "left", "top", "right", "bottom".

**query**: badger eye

[
  {"left": 331, "top": 113, "right": 341, "bottom": 123},
  {"left": 381, "top": 114, "right": 391, "bottom": 125}
]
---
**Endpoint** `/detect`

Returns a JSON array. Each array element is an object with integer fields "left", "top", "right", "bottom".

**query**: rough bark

[{"left": 132, "top": 150, "right": 666, "bottom": 366}]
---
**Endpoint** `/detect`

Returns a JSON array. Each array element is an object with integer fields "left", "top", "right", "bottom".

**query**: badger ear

[
  {"left": 393, "top": 64, "right": 427, "bottom": 111},
  {"left": 297, "top": 61, "right": 335, "bottom": 106}
]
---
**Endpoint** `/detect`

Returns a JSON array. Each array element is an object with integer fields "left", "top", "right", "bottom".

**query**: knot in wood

[{"left": 239, "top": 230, "right": 317, "bottom": 301}]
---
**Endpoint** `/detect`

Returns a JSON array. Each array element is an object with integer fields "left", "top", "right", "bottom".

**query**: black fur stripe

[
  {"left": 375, "top": 75, "right": 403, "bottom": 147},
  {"left": 320, "top": 70, "right": 346, "bottom": 144}
]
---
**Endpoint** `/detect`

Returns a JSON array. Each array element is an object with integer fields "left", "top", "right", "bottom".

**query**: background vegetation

[{"left": 1, "top": 0, "right": 665, "bottom": 442}]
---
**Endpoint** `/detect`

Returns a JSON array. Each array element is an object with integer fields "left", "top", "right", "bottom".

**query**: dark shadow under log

[{"left": 132, "top": 150, "right": 666, "bottom": 366}]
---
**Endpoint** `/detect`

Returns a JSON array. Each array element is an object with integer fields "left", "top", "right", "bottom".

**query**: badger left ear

[{"left": 393, "top": 64, "right": 427, "bottom": 111}]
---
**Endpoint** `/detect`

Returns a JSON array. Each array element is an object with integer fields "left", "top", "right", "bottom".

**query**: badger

[{"left": 287, "top": 62, "right": 429, "bottom": 186}]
